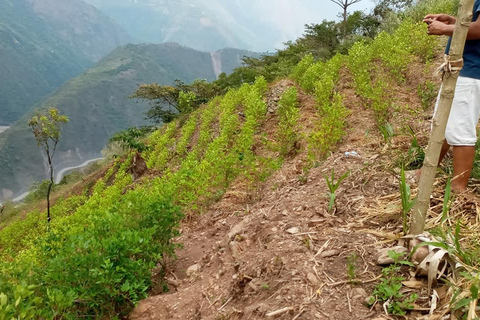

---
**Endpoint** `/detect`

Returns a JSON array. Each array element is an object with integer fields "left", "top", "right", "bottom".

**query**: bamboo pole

[{"left": 410, "top": 0, "right": 475, "bottom": 235}]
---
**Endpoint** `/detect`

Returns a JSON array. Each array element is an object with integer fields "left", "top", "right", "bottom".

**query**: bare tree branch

[{"left": 329, "top": 0, "right": 363, "bottom": 38}]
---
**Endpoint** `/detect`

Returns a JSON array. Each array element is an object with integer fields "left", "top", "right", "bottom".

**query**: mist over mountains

[
  {"left": 81, "top": 0, "right": 336, "bottom": 52},
  {"left": 0, "top": 0, "right": 131, "bottom": 125}
]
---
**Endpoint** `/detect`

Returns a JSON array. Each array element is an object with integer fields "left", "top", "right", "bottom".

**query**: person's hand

[
  {"left": 425, "top": 20, "right": 449, "bottom": 35},
  {"left": 423, "top": 14, "right": 456, "bottom": 25}
]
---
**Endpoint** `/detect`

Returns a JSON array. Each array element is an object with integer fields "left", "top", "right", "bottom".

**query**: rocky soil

[{"left": 130, "top": 67, "right": 444, "bottom": 320}]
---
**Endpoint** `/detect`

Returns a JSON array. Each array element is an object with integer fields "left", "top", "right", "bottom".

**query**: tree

[
  {"left": 131, "top": 79, "right": 220, "bottom": 124},
  {"left": 28, "top": 108, "right": 69, "bottom": 223},
  {"left": 330, "top": 0, "right": 363, "bottom": 38}
]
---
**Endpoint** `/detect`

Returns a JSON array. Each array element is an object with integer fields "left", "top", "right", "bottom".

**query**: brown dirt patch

[{"left": 130, "top": 61, "right": 448, "bottom": 320}]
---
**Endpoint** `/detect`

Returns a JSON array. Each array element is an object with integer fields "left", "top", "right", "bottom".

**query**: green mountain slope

[
  {"left": 0, "top": 0, "right": 131, "bottom": 125},
  {"left": 0, "top": 43, "right": 255, "bottom": 200}
]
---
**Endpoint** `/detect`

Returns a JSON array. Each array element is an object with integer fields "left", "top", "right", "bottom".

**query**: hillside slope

[
  {"left": 0, "top": 43, "right": 255, "bottom": 200},
  {"left": 2, "top": 3, "right": 477, "bottom": 319},
  {"left": 0, "top": 0, "right": 131, "bottom": 124}
]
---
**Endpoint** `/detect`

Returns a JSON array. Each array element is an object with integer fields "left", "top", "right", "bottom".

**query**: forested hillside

[
  {"left": 0, "top": 0, "right": 130, "bottom": 124},
  {"left": 0, "top": 44, "right": 255, "bottom": 200},
  {"left": 3, "top": 0, "right": 480, "bottom": 319}
]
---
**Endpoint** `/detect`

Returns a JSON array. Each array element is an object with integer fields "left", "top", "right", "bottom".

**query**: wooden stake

[{"left": 410, "top": 0, "right": 476, "bottom": 235}]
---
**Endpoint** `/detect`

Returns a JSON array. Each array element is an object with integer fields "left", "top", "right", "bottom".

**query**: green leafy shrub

[
  {"left": 291, "top": 54, "right": 314, "bottom": 83},
  {"left": 0, "top": 187, "right": 182, "bottom": 318},
  {"left": 277, "top": 87, "right": 300, "bottom": 155},
  {"left": 308, "top": 93, "right": 349, "bottom": 160},
  {"left": 418, "top": 80, "right": 438, "bottom": 111},
  {"left": 368, "top": 250, "right": 417, "bottom": 316}
]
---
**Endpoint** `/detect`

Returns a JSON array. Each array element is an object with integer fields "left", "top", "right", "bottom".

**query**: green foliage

[
  {"left": 291, "top": 54, "right": 315, "bottom": 83},
  {"left": 291, "top": 50, "right": 348, "bottom": 161},
  {"left": 25, "top": 180, "right": 56, "bottom": 203},
  {"left": 110, "top": 127, "right": 153, "bottom": 152},
  {"left": 400, "top": 127, "right": 425, "bottom": 170},
  {"left": 140, "top": 77, "right": 273, "bottom": 215},
  {"left": 324, "top": 169, "right": 349, "bottom": 212},
  {"left": 0, "top": 150, "right": 183, "bottom": 318},
  {"left": 28, "top": 108, "right": 69, "bottom": 222},
  {"left": 369, "top": 250, "right": 417, "bottom": 316},
  {"left": 347, "top": 253, "right": 358, "bottom": 281},
  {"left": 450, "top": 273, "right": 480, "bottom": 314},
  {"left": 399, "top": 166, "right": 416, "bottom": 234},
  {"left": 418, "top": 81, "right": 438, "bottom": 111},
  {"left": 308, "top": 93, "right": 349, "bottom": 160},
  {"left": 277, "top": 87, "right": 300, "bottom": 156},
  {"left": 132, "top": 79, "right": 220, "bottom": 124},
  {"left": 442, "top": 178, "right": 452, "bottom": 224},
  {"left": 346, "top": 19, "right": 438, "bottom": 133},
  {"left": 28, "top": 108, "right": 69, "bottom": 148},
  {"left": 379, "top": 122, "right": 394, "bottom": 144}
]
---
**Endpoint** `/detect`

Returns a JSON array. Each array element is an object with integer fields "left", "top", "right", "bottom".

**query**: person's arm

[
  {"left": 424, "top": 13, "right": 480, "bottom": 40},
  {"left": 424, "top": 13, "right": 457, "bottom": 25}
]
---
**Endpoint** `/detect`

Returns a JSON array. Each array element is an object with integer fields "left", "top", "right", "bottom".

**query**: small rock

[
  {"left": 351, "top": 288, "right": 367, "bottom": 299},
  {"left": 376, "top": 246, "right": 408, "bottom": 265},
  {"left": 307, "top": 272, "right": 319, "bottom": 285},
  {"left": 248, "top": 282, "right": 259, "bottom": 292},
  {"left": 320, "top": 250, "right": 340, "bottom": 258},
  {"left": 286, "top": 227, "right": 299, "bottom": 234},
  {"left": 230, "top": 241, "right": 241, "bottom": 259},
  {"left": 166, "top": 278, "right": 180, "bottom": 288},
  {"left": 186, "top": 264, "right": 200, "bottom": 276},
  {"left": 271, "top": 227, "right": 278, "bottom": 233}
]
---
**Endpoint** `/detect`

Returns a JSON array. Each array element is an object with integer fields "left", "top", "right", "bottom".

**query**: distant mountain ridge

[
  {"left": 0, "top": 0, "right": 131, "bottom": 125},
  {"left": 81, "top": 0, "right": 283, "bottom": 52},
  {"left": 0, "top": 43, "right": 255, "bottom": 201}
]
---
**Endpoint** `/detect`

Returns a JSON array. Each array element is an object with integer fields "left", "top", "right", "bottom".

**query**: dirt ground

[{"left": 130, "top": 64, "right": 447, "bottom": 320}]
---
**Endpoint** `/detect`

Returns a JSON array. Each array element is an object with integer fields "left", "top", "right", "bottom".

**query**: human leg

[
  {"left": 443, "top": 76, "right": 480, "bottom": 190},
  {"left": 438, "top": 139, "right": 451, "bottom": 165},
  {"left": 451, "top": 146, "right": 476, "bottom": 190}
]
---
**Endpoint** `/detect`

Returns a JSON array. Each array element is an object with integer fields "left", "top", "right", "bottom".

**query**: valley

[
  {"left": 0, "top": 43, "right": 255, "bottom": 201},
  {"left": 0, "top": 0, "right": 130, "bottom": 125}
]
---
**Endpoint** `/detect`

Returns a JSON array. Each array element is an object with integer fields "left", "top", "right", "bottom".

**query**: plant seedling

[
  {"left": 399, "top": 166, "right": 416, "bottom": 234},
  {"left": 369, "top": 250, "right": 417, "bottom": 316},
  {"left": 325, "top": 169, "right": 349, "bottom": 213}
]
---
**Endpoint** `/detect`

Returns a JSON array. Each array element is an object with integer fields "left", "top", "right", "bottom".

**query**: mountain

[
  {"left": 0, "top": 43, "right": 255, "bottom": 201},
  {"left": 0, "top": 0, "right": 131, "bottom": 125},
  {"left": 81, "top": 0, "right": 309, "bottom": 52}
]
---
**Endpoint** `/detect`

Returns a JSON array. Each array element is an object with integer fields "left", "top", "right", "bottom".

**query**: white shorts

[{"left": 433, "top": 76, "right": 480, "bottom": 146}]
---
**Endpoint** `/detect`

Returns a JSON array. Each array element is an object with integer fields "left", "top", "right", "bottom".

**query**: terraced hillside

[
  {"left": 0, "top": 43, "right": 254, "bottom": 201},
  {"left": 2, "top": 1, "right": 480, "bottom": 319}
]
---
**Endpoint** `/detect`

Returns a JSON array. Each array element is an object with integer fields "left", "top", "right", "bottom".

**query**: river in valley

[
  {"left": 5, "top": 157, "right": 104, "bottom": 203},
  {"left": 0, "top": 126, "right": 10, "bottom": 134}
]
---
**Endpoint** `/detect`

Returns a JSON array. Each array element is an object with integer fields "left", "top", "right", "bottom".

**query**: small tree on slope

[
  {"left": 330, "top": 0, "right": 363, "bottom": 38},
  {"left": 28, "top": 108, "right": 69, "bottom": 223}
]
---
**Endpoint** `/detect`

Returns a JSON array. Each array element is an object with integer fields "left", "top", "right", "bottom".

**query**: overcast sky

[{"left": 250, "top": 0, "right": 376, "bottom": 48}]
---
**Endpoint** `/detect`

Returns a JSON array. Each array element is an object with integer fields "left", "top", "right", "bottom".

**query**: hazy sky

[{"left": 249, "top": 0, "right": 376, "bottom": 47}]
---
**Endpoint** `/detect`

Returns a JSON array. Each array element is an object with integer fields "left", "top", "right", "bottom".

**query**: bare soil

[{"left": 130, "top": 63, "right": 447, "bottom": 320}]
